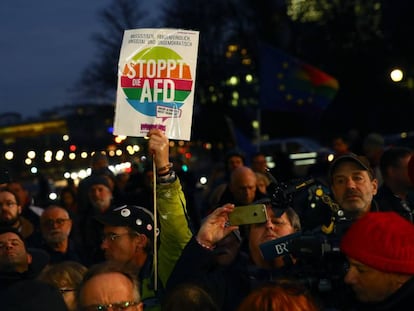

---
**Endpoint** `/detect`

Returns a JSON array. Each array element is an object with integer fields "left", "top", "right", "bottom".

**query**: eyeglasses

[
  {"left": 41, "top": 218, "right": 71, "bottom": 227},
  {"left": 81, "top": 301, "right": 140, "bottom": 311},
  {"left": 101, "top": 232, "right": 133, "bottom": 242},
  {"left": 0, "top": 201, "right": 17, "bottom": 208}
]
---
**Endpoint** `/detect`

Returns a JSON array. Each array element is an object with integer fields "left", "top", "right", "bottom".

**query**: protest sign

[{"left": 114, "top": 28, "right": 199, "bottom": 140}]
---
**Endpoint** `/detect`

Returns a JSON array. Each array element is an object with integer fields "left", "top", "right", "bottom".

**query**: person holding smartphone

[{"left": 166, "top": 201, "right": 304, "bottom": 311}]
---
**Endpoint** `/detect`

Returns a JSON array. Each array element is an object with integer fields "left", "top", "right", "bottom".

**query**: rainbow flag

[{"left": 259, "top": 44, "right": 339, "bottom": 113}]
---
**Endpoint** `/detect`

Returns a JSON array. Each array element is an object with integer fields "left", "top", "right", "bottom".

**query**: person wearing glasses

[
  {"left": 31, "top": 205, "right": 85, "bottom": 264},
  {"left": 77, "top": 261, "right": 143, "bottom": 311},
  {"left": 6, "top": 180, "right": 44, "bottom": 230},
  {"left": 38, "top": 260, "right": 88, "bottom": 311},
  {"left": 0, "top": 188, "right": 36, "bottom": 242},
  {"left": 94, "top": 129, "right": 193, "bottom": 311}
]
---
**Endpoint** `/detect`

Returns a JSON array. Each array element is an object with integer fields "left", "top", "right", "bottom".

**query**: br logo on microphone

[
  {"left": 274, "top": 241, "right": 289, "bottom": 255},
  {"left": 259, "top": 232, "right": 302, "bottom": 261}
]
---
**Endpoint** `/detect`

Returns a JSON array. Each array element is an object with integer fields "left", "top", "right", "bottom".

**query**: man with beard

[
  {"left": 329, "top": 153, "right": 380, "bottom": 222},
  {"left": 80, "top": 175, "right": 116, "bottom": 265},
  {"left": 87, "top": 175, "right": 116, "bottom": 214},
  {"left": 309, "top": 153, "right": 381, "bottom": 309},
  {"left": 6, "top": 181, "right": 44, "bottom": 230},
  {"left": 77, "top": 152, "right": 115, "bottom": 215},
  {"left": 36, "top": 205, "right": 85, "bottom": 264},
  {"left": 0, "top": 188, "right": 35, "bottom": 242}
]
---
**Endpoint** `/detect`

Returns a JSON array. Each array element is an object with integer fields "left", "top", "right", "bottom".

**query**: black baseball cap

[
  {"left": 329, "top": 153, "right": 374, "bottom": 181},
  {"left": 95, "top": 205, "right": 155, "bottom": 239}
]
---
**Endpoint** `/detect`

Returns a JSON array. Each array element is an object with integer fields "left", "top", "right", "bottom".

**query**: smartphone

[{"left": 228, "top": 204, "right": 268, "bottom": 226}]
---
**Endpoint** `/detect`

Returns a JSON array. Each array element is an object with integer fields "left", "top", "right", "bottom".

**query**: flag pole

[{"left": 152, "top": 158, "right": 158, "bottom": 291}]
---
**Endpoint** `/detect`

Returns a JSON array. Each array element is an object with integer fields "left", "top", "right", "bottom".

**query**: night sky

[{"left": 0, "top": 0, "right": 161, "bottom": 119}]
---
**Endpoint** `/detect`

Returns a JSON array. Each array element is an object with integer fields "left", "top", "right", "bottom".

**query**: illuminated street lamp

[
  {"left": 390, "top": 68, "right": 403, "bottom": 82},
  {"left": 390, "top": 68, "right": 414, "bottom": 89}
]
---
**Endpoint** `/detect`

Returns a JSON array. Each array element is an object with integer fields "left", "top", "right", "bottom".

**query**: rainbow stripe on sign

[{"left": 120, "top": 46, "right": 193, "bottom": 116}]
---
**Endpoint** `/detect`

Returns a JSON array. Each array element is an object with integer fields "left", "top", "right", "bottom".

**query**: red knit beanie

[{"left": 340, "top": 212, "right": 414, "bottom": 274}]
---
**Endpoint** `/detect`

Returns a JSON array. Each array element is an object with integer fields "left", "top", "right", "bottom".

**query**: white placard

[{"left": 114, "top": 28, "right": 200, "bottom": 140}]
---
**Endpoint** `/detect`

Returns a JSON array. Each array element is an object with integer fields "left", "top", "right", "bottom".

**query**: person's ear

[
  {"left": 371, "top": 178, "right": 378, "bottom": 195},
  {"left": 27, "top": 253, "right": 32, "bottom": 265},
  {"left": 68, "top": 219, "right": 73, "bottom": 231},
  {"left": 134, "top": 234, "right": 148, "bottom": 251}
]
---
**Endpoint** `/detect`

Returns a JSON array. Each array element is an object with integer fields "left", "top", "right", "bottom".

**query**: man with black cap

[
  {"left": 77, "top": 151, "right": 115, "bottom": 214},
  {"left": 94, "top": 129, "right": 193, "bottom": 311},
  {"left": 341, "top": 211, "right": 414, "bottom": 310},
  {"left": 329, "top": 153, "right": 380, "bottom": 222},
  {"left": 166, "top": 201, "right": 302, "bottom": 311},
  {"left": 79, "top": 173, "right": 116, "bottom": 265},
  {"left": 301, "top": 152, "right": 383, "bottom": 309}
]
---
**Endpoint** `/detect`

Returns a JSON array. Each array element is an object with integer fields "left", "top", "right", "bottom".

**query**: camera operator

[
  {"left": 341, "top": 211, "right": 414, "bottom": 310},
  {"left": 300, "top": 153, "right": 380, "bottom": 254},
  {"left": 306, "top": 153, "right": 381, "bottom": 308},
  {"left": 267, "top": 153, "right": 382, "bottom": 310},
  {"left": 166, "top": 202, "right": 308, "bottom": 311},
  {"left": 299, "top": 153, "right": 380, "bottom": 248}
]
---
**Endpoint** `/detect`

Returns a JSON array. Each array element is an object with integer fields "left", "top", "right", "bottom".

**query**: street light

[
  {"left": 390, "top": 68, "right": 414, "bottom": 88},
  {"left": 390, "top": 68, "right": 403, "bottom": 82}
]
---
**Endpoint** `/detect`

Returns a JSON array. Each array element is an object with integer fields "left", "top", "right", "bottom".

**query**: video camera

[
  {"left": 259, "top": 229, "right": 349, "bottom": 295},
  {"left": 265, "top": 169, "right": 351, "bottom": 236},
  {"left": 259, "top": 231, "right": 339, "bottom": 261},
  {"left": 261, "top": 172, "right": 351, "bottom": 293}
]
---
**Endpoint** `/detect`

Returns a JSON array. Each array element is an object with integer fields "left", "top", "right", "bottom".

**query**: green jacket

[{"left": 140, "top": 176, "right": 193, "bottom": 310}]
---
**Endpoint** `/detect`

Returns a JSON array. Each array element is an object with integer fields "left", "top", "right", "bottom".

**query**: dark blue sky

[
  {"left": 0, "top": 0, "right": 115, "bottom": 118},
  {"left": 0, "top": 0, "right": 159, "bottom": 119}
]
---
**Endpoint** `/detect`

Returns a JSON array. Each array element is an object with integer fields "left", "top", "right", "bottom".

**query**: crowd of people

[{"left": 0, "top": 129, "right": 414, "bottom": 311}]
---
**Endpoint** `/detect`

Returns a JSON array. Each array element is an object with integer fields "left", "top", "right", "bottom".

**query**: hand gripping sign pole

[{"left": 114, "top": 28, "right": 199, "bottom": 290}]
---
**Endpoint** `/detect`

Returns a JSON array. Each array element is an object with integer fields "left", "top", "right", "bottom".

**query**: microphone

[{"left": 259, "top": 232, "right": 302, "bottom": 260}]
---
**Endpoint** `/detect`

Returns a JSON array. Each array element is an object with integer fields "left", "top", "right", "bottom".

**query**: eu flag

[{"left": 259, "top": 44, "right": 339, "bottom": 113}]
